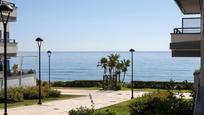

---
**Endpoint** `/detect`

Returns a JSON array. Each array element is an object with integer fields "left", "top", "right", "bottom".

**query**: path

[{"left": 0, "top": 89, "right": 146, "bottom": 115}]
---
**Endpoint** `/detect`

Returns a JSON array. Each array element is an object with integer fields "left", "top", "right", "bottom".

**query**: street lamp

[
  {"left": 47, "top": 50, "right": 51, "bottom": 88},
  {"left": 36, "top": 37, "right": 43, "bottom": 105},
  {"left": 0, "top": 2, "right": 13, "bottom": 115},
  {"left": 129, "top": 48, "right": 135, "bottom": 99}
]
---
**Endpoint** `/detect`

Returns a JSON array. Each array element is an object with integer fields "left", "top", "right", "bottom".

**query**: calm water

[{"left": 10, "top": 51, "right": 200, "bottom": 82}]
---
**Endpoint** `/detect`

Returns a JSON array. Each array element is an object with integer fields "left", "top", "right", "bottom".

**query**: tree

[
  {"left": 97, "top": 57, "right": 108, "bottom": 89},
  {"left": 98, "top": 54, "right": 130, "bottom": 90},
  {"left": 121, "top": 59, "right": 130, "bottom": 83}
]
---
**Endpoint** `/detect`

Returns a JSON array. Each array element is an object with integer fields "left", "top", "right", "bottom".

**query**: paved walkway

[{"left": 0, "top": 89, "right": 146, "bottom": 115}]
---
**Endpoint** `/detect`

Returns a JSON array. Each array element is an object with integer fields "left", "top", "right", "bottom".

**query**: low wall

[{"left": 0, "top": 74, "right": 37, "bottom": 88}]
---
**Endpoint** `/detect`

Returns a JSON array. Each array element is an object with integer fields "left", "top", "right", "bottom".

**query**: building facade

[
  {"left": 0, "top": 0, "right": 37, "bottom": 88},
  {"left": 170, "top": 0, "right": 204, "bottom": 114}
]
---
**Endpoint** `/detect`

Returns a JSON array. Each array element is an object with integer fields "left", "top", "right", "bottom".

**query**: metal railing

[
  {"left": 173, "top": 27, "right": 201, "bottom": 34},
  {"left": 173, "top": 17, "right": 201, "bottom": 34},
  {"left": 0, "top": 39, "right": 16, "bottom": 43}
]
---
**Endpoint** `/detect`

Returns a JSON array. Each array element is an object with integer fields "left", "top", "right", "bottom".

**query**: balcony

[
  {"left": 175, "top": 0, "right": 201, "bottom": 14},
  {"left": 0, "top": 39, "right": 17, "bottom": 57},
  {"left": 170, "top": 17, "right": 201, "bottom": 57},
  {"left": 0, "top": 1, "right": 17, "bottom": 22}
]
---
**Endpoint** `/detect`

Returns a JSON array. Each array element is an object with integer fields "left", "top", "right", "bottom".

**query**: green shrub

[
  {"left": 115, "top": 84, "right": 122, "bottom": 90},
  {"left": 69, "top": 106, "right": 94, "bottom": 115},
  {"left": 22, "top": 86, "right": 61, "bottom": 99},
  {"left": 53, "top": 80, "right": 103, "bottom": 87},
  {"left": 128, "top": 80, "right": 193, "bottom": 90},
  {"left": 48, "top": 89, "right": 61, "bottom": 97},
  {"left": 0, "top": 86, "right": 61, "bottom": 103},
  {"left": 94, "top": 109, "right": 117, "bottom": 115},
  {"left": 0, "top": 88, "right": 24, "bottom": 103},
  {"left": 28, "top": 69, "right": 34, "bottom": 74},
  {"left": 129, "top": 91, "right": 193, "bottom": 115},
  {"left": 22, "top": 87, "right": 39, "bottom": 99}
]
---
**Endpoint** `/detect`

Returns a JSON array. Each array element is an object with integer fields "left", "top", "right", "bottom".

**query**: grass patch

[
  {"left": 0, "top": 95, "right": 83, "bottom": 109},
  {"left": 97, "top": 99, "right": 135, "bottom": 115},
  {"left": 98, "top": 90, "right": 193, "bottom": 115}
]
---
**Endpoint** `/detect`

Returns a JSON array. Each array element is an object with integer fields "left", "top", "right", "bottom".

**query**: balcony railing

[
  {"left": 173, "top": 27, "right": 201, "bottom": 34},
  {"left": 173, "top": 17, "right": 201, "bottom": 34},
  {"left": 0, "top": 39, "right": 16, "bottom": 43}
]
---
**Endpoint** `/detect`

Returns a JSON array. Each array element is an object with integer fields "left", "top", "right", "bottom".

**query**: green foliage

[
  {"left": 48, "top": 89, "right": 61, "bottom": 97},
  {"left": 98, "top": 54, "right": 130, "bottom": 90},
  {"left": 0, "top": 87, "right": 61, "bottom": 103},
  {"left": 52, "top": 80, "right": 102, "bottom": 87},
  {"left": 129, "top": 91, "right": 193, "bottom": 115},
  {"left": 128, "top": 80, "right": 193, "bottom": 90},
  {"left": 69, "top": 107, "right": 118, "bottom": 115},
  {"left": 94, "top": 109, "right": 117, "bottom": 115},
  {"left": 69, "top": 106, "right": 95, "bottom": 115},
  {"left": 27, "top": 69, "right": 34, "bottom": 74},
  {"left": 22, "top": 87, "right": 39, "bottom": 99},
  {"left": 0, "top": 88, "right": 24, "bottom": 103},
  {"left": 115, "top": 84, "right": 122, "bottom": 90}
]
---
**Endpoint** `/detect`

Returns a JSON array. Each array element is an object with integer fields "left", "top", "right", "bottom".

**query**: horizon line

[{"left": 18, "top": 50, "right": 171, "bottom": 52}]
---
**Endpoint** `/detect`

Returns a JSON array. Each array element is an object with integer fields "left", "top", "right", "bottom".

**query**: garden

[
  {"left": 69, "top": 90, "right": 194, "bottom": 115},
  {"left": 0, "top": 86, "right": 81, "bottom": 108}
]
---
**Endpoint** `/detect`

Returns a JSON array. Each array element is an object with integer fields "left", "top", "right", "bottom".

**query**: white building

[{"left": 0, "top": 0, "right": 36, "bottom": 88}]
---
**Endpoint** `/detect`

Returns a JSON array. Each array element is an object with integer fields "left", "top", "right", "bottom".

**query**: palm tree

[
  {"left": 107, "top": 54, "right": 120, "bottom": 88},
  {"left": 98, "top": 57, "right": 108, "bottom": 75},
  {"left": 97, "top": 57, "right": 108, "bottom": 89},
  {"left": 116, "top": 61, "right": 123, "bottom": 83},
  {"left": 107, "top": 54, "right": 120, "bottom": 77},
  {"left": 121, "top": 59, "right": 130, "bottom": 83}
]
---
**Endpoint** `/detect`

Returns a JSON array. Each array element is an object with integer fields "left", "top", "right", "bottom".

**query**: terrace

[{"left": 170, "top": 17, "right": 201, "bottom": 57}]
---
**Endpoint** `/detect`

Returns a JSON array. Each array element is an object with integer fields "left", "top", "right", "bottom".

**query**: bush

[
  {"left": 23, "top": 86, "right": 61, "bottom": 99},
  {"left": 94, "top": 109, "right": 117, "bottom": 115},
  {"left": 0, "top": 88, "right": 24, "bottom": 103},
  {"left": 129, "top": 91, "right": 193, "bottom": 115},
  {"left": 48, "top": 89, "right": 61, "bottom": 97},
  {"left": 27, "top": 69, "right": 34, "bottom": 74},
  {"left": 115, "top": 84, "right": 122, "bottom": 90},
  {"left": 127, "top": 80, "right": 193, "bottom": 90},
  {"left": 22, "top": 87, "right": 39, "bottom": 99},
  {"left": 69, "top": 106, "right": 94, "bottom": 115},
  {"left": 52, "top": 80, "right": 103, "bottom": 87},
  {"left": 69, "top": 107, "right": 118, "bottom": 115}
]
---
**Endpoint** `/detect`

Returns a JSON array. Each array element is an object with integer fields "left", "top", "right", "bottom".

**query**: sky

[{"left": 9, "top": 0, "right": 185, "bottom": 51}]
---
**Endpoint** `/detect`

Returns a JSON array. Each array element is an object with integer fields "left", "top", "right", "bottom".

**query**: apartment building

[
  {"left": 170, "top": 0, "right": 204, "bottom": 114},
  {"left": 0, "top": 0, "right": 36, "bottom": 88}
]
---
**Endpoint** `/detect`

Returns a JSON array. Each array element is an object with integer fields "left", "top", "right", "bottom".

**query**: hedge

[
  {"left": 128, "top": 80, "right": 193, "bottom": 90},
  {"left": 52, "top": 80, "right": 103, "bottom": 87},
  {"left": 0, "top": 86, "right": 61, "bottom": 103},
  {"left": 52, "top": 80, "right": 193, "bottom": 90}
]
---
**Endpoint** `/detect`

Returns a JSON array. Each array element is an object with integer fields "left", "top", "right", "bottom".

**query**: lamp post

[
  {"left": 36, "top": 37, "right": 43, "bottom": 105},
  {"left": 129, "top": 48, "right": 135, "bottom": 99},
  {"left": 0, "top": 2, "right": 13, "bottom": 115},
  {"left": 47, "top": 50, "right": 51, "bottom": 88}
]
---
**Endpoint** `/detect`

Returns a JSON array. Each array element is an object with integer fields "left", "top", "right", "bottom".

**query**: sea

[{"left": 10, "top": 51, "right": 200, "bottom": 82}]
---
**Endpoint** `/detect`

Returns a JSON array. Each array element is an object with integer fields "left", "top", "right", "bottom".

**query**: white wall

[{"left": 0, "top": 74, "right": 37, "bottom": 88}]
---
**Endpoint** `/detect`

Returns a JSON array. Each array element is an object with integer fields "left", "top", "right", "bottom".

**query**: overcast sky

[{"left": 10, "top": 0, "right": 185, "bottom": 51}]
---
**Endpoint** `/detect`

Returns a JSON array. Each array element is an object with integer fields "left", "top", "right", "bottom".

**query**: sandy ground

[{"left": 0, "top": 89, "right": 146, "bottom": 115}]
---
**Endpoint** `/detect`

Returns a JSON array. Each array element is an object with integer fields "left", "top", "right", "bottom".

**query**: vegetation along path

[{"left": 0, "top": 89, "right": 146, "bottom": 115}]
